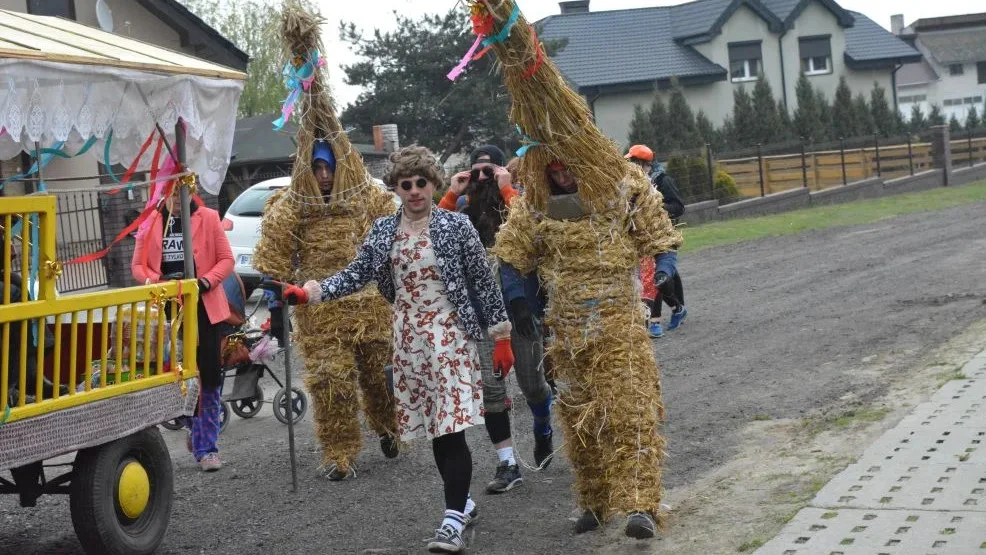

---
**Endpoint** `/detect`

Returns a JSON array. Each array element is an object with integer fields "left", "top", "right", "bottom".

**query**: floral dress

[{"left": 390, "top": 229, "right": 484, "bottom": 441}]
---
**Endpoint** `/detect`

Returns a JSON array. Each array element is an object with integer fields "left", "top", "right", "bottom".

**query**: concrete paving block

[
  {"left": 755, "top": 508, "right": 986, "bottom": 555},
  {"left": 897, "top": 379, "right": 986, "bottom": 429},
  {"left": 814, "top": 462, "right": 986, "bottom": 511},
  {"left": 854, "top": 424, "right": 986, "bottom": 467},
  {"left": 964, "top": 355, "right": 986, "bottom": 379}
]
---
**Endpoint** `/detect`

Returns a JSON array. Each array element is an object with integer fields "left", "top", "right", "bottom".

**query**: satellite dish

[{"left": 96, "top": 0, "right": 114, "bottom": 32}]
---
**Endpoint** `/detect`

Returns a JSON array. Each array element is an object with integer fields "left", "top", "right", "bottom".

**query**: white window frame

[
  {"left": 802, "top": 55, "right": 832, "bottom": 76},
  {"left": 730, "top": 59, "right": 760, "bottom": 83}
]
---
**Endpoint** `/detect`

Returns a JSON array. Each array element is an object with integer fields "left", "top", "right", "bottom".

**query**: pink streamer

[{"left": 447, "top": 35, "right": 485, "bottom": 81}]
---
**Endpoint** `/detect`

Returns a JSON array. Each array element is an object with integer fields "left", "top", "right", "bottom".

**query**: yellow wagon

[{"left": 0, "top": 9, "right": 244, "bottom": 554}]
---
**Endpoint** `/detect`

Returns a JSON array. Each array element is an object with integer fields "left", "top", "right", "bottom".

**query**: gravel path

[{"left": 3, "top": 201, "right": 985, "bottom": 554}]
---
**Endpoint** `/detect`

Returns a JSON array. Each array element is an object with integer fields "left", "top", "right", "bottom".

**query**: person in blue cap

[{"left": 254, "top": 137, "right": 401, "bottom": 481}]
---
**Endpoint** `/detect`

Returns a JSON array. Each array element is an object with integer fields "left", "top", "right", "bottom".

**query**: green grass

[
  {"left": 680, "top": 179, "right": 986, "bottom": 254},
  {"left": 800, "top": 407, "right": 890, "bottom": 437},
  {"left": 737, "top": 538, "right": 766, "bottom": 552},
  {"left": 935, "top": 368, "right": 967, "bottom": 387}
]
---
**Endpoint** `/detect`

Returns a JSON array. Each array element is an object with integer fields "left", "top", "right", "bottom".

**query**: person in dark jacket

[{"left": 626, "top": 145, "right": 687, "bottom": 336}]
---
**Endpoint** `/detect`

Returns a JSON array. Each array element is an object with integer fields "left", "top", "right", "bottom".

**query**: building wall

[
  {"left": 590, "top": 1, "right": 897, "bottom": 145},
  {"left": 911, "top": 35, "right": 986, "bottom": 124},
  {"left": 692, "top": 5, "right": 783, "bottom": 124},
  {"left": 74, "top": 0, "right": 184, "bottom": 50}
]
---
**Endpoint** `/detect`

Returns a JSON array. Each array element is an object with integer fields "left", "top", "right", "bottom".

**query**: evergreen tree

[
  {"left": 751, "top": 76, "right": 781, "bottom": 145},
  {"left": 909, "top": 104, "right": 926, "bottom": 133},
  {"left": 628, "top": 104, "right": 656, "bottom": 148},
  {"left": 966, "top": 106, "right": 981, "bottom": 130},
  {"left": 949, "top": 113, "right": 963, "bottom": 134},
  {"left": 718, "top": 117, "right": 737, "bottom": 152},
  {"left": 831, "top": 76, "right": 856, "bottom": 139},
  {"left": 853, "top": 93, "right": 873, "bottom": 136},
  {"left": 777, "top": 100, "right": 793, "bottom": 141},
  {"left": 793, "top": 74, "right": 822, "bottom": 142},
  {"left": 695, "top": 110, "right": 716, "bottom": 146},
  {"left": 731, "top": 85, "right": 757, "bottom": 147},
  {"left": 928, "top": 104, "right": 946, "bottom": 126},
  {"left": 894, "top": 110, "right": 908, "bottom": 136},
  {"left": 648, "top": 94, "right": 671, "bottom": 153},
  {"left": 869, "top": 82, "right": 896, "bottom": 137},
  {"left": 666, "top": 79, "right": 701, "bottom": 149},
  {"left": 816, "top": 89, "right": 832, "bottom": 142}
]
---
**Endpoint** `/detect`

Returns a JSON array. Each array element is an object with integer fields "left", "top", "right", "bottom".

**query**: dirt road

[{"left": 3, "top": 200, "right": 985, "bottom": 554}]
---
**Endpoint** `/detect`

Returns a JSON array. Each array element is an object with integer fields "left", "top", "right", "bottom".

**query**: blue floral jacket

[{"left": 317, "top": 208, "right": 510, "bottom": 340}]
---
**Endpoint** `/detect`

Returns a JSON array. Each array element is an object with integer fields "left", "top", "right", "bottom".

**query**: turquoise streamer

[
  {"left": 0, "top": 135, "right": 95, "bottom": 191},
  {"left": 482, "top": 4, "right": 521, "bottom": 48},
  {"left": 515, "top": 125, "right": 542, "bottom": 157}
]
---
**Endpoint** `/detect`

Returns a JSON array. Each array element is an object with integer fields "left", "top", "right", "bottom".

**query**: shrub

[{"left": 713, "top": 169, "right": 740, "bottom": 200}]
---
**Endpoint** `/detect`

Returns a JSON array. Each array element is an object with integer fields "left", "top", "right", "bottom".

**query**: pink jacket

[{"left": 131, "top": 205, "right": 234, "bottom": 325}]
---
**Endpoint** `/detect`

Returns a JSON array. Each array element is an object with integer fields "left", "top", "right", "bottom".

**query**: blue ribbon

[
  {"left": 273, "top": 50, "right": 323, "bottom": 131},
  {"left": 0, "top": 136, "right": 95, "bottom": 191},
  {"left": 515, "top": 125, "right": 542, "bottom": 157},
  {"left": 482, "top": 4, "right": 521, "bottom": 48}
]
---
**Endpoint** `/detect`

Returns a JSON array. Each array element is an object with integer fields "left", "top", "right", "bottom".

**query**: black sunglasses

[
  {"left": 399, "top": 178, "right": 429, "bottom": 191},
  {"left": 470, "top": 166, "right": 495, "bottom": 181}
]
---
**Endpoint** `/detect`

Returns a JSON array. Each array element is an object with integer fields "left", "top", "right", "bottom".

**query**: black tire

[
  {"left": 219, "top": 401, "right": 230, "bottom": 433},
  {"left": 159, "top": 419, "right": 184, "bottom": 431},
  {"left": 272, "top": 386, "right": 308, "bottom": 425},
  {"left": 230, "top": 384, "right": 264, "bottom": 419},
  {"left": 70, "top": 427, "right": 173, "bottom": 555}
]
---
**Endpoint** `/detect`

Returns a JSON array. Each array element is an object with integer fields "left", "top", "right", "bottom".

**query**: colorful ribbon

[
  {"left": 515, "top": 125, "right": 542, "bottom": 157},
  {"left": 273, "top": 50, "right": 326, "bottom": 131},
  {"left": 448, "top": 35, "right": 486, "bottom": 81},
  {"left": 0, "top": 136, "right": 96, "bottom": 191},
  {"left": 481, "top": 3, "right": 521, "bottom": 48},
  {"left": 522, "top": 28, "right": 545, "bottom": 79}
]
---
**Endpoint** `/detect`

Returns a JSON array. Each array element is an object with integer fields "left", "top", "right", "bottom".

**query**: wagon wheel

[
  {"left": 219, "top": 401, "right": 231, "bottom": 433},
  {"left": 230, "top": 384, "right": 264, "bottom": 419},
  {"left": 70, "top": 427, "right": 173, "bottom": 555},
  {"left": 159, "top": 419, "right": 184, "bottom": 431},
  {"left": 273, "top": 386, "right": 307, "bottom": 425}
]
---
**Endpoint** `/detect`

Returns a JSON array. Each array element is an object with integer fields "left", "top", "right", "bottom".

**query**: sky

[{"left": 318, "top": 0, "right": 981, "bottom": 111}]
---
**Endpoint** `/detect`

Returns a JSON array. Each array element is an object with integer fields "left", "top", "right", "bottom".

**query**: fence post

[
  {"left": 929, "top": 124, "right": 953, "bottom": 186},
  {"left": 839, "top": 137, "right": 847, "bottom": 185},
  {"left": 907, "top": 135, "right": 914, "bottom": 175},
  {"left": 800, "top": 136, "right": 808, "bottom": 188},
  {"left": 874, "top": 135, "right": 881, "bottom": 177},
  {"left": 705, "top": 143, "right": 715, "bottom": 200},
  {"left": 969, "top": 130, "right": 974, "bottom": 167},
  {"left": 757, "top": 143, "right": 765, "bottom": 197}
]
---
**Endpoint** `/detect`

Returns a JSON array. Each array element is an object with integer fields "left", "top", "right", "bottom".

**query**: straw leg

[
  {"left": 355, "top": 340, "right": 400, "bottom": 440},
  {"left": 551, "top": 316, "right": 666, "bottom": 525}
]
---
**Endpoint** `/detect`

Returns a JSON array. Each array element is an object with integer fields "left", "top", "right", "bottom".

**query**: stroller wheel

[
  {"left": 273, "top": 387, "right": 308, "bottom": 425},
  {"left": 219, "top": 401, "right": 231, "bottom": 433},
  {"left": 230, "top": 384, "right": 264, "bottom": 419},
  {"left": 160, "top": 419, "right": 184, "bottom": 431}
]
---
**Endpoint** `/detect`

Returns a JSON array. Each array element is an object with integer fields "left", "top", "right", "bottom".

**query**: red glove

[
  {"left": 282, "top": 284, "right": 309, "bottom": 305},
  {"left": 492, "top": 338, "right": 514, "bottom": 379}
]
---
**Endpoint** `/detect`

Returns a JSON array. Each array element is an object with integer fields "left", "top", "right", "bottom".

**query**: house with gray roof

[
  {"left": 539, "top": 0, "right": 919, "bottom": 146},
  {"left": 892, "top": 12, "right": 986, "bottom": 125}
]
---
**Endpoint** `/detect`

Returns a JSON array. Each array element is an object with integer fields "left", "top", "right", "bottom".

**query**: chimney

[
  {"left": 373, "top": 124, "right": 399, "bottom": 153},
  {"left": 559, "top": 1, "right": 590, "bottom": 15},
  {"left": 891, "top": 14, "right": 904, "bottom": 35}
]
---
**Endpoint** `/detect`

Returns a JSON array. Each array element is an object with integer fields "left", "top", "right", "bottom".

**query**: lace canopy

[{"left": 0, "top": 59, "right": 243, "bottom": 194}]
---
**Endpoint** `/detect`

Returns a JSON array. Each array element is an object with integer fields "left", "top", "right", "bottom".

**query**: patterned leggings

[{"left": 188, "top": 383, "right": 222, "bottom": 461}]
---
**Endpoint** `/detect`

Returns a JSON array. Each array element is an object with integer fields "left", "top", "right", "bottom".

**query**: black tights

[
  {"left": 484, "top": 410, "right": 512, "bottom": 445},
  {"left": 432, "top": 431, "right": 472, "bottom": 512},
  {"left": 651, "top": 272, "right": 684, "bottom": 318}
]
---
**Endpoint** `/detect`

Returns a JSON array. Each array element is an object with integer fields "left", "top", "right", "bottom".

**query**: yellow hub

[{"left": 117, "top": 461, "right": 150, "bottom": 519}]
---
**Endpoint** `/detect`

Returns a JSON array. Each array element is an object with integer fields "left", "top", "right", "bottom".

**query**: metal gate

[{"left": 53, "top": 191, "right": 110, "bottom": 292}]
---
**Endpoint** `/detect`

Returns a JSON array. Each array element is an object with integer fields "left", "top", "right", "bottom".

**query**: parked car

[{"left": 223, "top": 177, "right": 399, "bottom": 297}]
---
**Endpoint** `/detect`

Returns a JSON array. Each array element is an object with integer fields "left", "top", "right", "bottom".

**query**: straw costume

[
  {"left": 462, "top": 0, "right": 682, "bottom": 536},
  {"left": 252, "top": 3, "right": 399, "bottom": 478}
]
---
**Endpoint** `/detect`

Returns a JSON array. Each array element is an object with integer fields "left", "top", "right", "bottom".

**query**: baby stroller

[{"left": 161, "top": 277, "right": 308, "bottom": 432}]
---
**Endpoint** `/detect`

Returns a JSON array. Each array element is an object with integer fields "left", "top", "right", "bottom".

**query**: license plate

[{"left": 238, "top": 254, "right": 252, "bottom": 265}]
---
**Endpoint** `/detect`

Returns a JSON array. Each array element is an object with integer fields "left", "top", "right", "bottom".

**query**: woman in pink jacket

[{"left": 132, "top": 194, "right": 234, "bottom": 471}]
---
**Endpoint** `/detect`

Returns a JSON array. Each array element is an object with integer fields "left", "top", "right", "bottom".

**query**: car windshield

[{"left": 226, "top": 187, "right": 281, "bottom": 217}]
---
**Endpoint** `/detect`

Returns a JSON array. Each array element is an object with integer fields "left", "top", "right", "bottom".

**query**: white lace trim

[{"left": 0, "top": 59, "right": 243, "bottom": 194}]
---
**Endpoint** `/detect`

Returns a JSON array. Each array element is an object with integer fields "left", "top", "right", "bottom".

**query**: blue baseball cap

[{"left": 312, "top": 140, "right": 336, "bottom": 171}]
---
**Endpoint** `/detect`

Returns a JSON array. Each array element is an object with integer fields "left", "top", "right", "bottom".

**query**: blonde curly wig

[{"left": 382, "top": 145, "right": 446, "bottom": 189}]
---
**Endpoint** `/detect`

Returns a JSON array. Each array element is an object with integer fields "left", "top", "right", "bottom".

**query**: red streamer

[
  {"left": 522, "top": 28, "right": 544, "bottom": 79},
  {"left": 106, "top": 130, "right": 156, "bottom": 195}
]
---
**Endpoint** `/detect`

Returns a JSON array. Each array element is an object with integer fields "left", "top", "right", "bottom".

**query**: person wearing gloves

[
  {"left": 440, "top": 144, "right": 555, "bottom": 494},
  {"left": 131, "top": 192, "right": 234, "bottom": 472},
  {"left": 288, "top": 145, "right": 514, "bottom": 554}
]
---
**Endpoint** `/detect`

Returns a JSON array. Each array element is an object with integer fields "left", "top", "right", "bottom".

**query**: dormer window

[
  {"left": 729, "top": 41, "right": 762, "bottom": 83},
  {"left": 799, "top": 36, "right": 832, "bottom": 76}
]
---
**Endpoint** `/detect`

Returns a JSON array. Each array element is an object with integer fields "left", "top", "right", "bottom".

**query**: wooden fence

[{"left": 719, "top": 136, "right": 986, "bottom": 198}]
